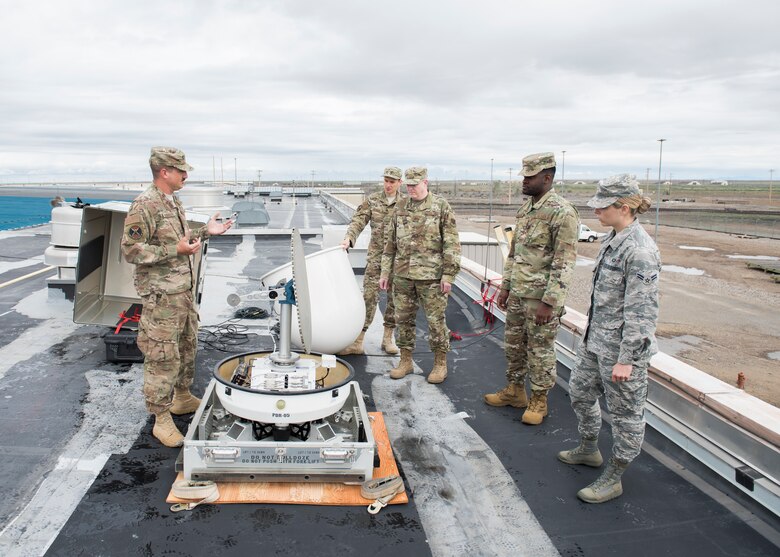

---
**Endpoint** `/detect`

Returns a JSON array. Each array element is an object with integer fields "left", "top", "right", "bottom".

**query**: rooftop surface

[{"left": 0, "top": 197, "right": 777, "bottom": 556}]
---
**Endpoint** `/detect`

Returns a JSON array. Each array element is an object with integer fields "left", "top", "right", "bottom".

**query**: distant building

[
  {"left": 710, "top": 180, "right": 729, "bottom": 186},
  {"left": 687, "top": 180, "right": 701, "bottom": 185}
]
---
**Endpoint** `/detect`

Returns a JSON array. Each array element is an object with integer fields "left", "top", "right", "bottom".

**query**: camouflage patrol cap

[
  {"left": 383, "top": 166, "right": 402, "bottom": 180},
  {"left": 149, "top": 146, "right": 194, "bottom": 172},
  {"left": 520, "top": 152, "right": 556, "bottom": 177},
  {"left": 404, "top": 166, "right": 428, "bottom": 185},
  {"left": 587, "top": 173, "right": 641, "bottom": 208}
]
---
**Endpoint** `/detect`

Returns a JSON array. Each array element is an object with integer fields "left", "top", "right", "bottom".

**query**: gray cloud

[{"left": 0, "top": 0, "right": 778, "bottom": 182}]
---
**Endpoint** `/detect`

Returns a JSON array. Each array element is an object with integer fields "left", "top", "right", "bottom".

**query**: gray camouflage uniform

[
  {"left": 381, "top": 169, "right": 461, "bottom": 353},
  {"left": 569, "top": 177, "right": 661, "bottom": 464},
  {"left": 344, "top": 185, "right": 400, "bottom": 332},
  {"left": 502, "top": 184, "right": 578, "bottom": 393},
  {"left": 122, "top": 171, "right": 207, "bottom": 414}
]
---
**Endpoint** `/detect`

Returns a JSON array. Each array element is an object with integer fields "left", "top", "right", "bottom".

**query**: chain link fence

[{"left": 636, "top": 210, "right": 780, "bottom": 239}]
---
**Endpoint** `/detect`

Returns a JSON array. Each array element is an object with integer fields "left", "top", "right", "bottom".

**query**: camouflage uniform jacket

[
  {"left": 381, "top": 193, "right": 461, "bottom": 283},
  {"left": 501, "top": 189, "right": 578, "bottom": 308},
  {"left": 121, "top": 185, "right": 208, "bottom": 297},
  {"left": 345, "top": 191, "right": 400, "bottom": 258},
  {"left": 585, "top": 219, "right": 661, "bottom": 365}
]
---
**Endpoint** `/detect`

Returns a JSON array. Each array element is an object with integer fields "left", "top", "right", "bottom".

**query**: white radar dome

[{"left": 260, "top": 246, "right": 365, "bottom": 355}]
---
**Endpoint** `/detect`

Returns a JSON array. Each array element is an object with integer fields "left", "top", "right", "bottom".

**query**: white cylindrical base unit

[
  {"left": 213, "top": 352, "right": 355, "bottom": 423},
  {"left": 50, "top": 205, "right": 83, "bottom": 247},
  {"left": 260, "top": 246, "right": 365, "bottom": 355},
  {"left": 44, "top": 245, "right": 79, "bottom": 268}
]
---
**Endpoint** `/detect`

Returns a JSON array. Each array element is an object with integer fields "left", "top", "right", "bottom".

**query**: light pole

[
  {"left": 770, "top": 169, "right": 775, "bottom": 204},
  {"left": 561, "top": 150, "right": 566, "bottom": 194},
  {"left": 234, "top": 157, "right": 238, "bottom": 186},
  {"left": 655, "top": 139, "right": 666, "bottom": 242}
]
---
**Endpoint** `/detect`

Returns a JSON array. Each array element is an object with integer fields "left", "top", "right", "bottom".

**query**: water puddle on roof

[
  {"left": 767, "top": 351, "right": 780, "bottom": 361},
  {"left": 658, "top": 334, "right": 706, "bottom": 356},
  {"left": 678, "top": 245, "right": 715, "bottom": 251},
  {"left": 726, "top": 255, "right": 780, "bottom": 260},
  {"left": 662, "top": 265, "right": 705, "bottom": 275}
]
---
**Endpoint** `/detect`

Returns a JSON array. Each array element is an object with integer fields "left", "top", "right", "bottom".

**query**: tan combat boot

[
  {"left": 171, "top": 388, "right": 201, "bottom": 415},
  {"left": 427, "top": 351, "right": 448, "bottom": 384},
  {"left": 390, "top": 349, "right": 414, "bottom": 379},
  {"left": 153, "top": 411, "right": 184, "bottom": 447},
  {"left": 381, "top": 327, "right": 400, "bottom": 355},
  {"left": 577, "top": 458, "right": 628, "bottom": 503},
  {"left": 557, "top": 437, "right": 603, "bottom": 467},
  {"left": 484, "top": 383, "right": 528, "bottom": 408},
  {"left": 337, "top": 331, "right": 365, "bottom": 356},
  {"left": 521, "top": 390, "right": 549, "bottom": 425}
]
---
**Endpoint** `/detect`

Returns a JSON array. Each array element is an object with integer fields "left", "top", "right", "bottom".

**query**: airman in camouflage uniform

[
  {"left": 379, "top": 166, "right": 461, "bottom": 384},
  {"left": 485, "top": 153, "right": 578, "bottom": 426},
  {"left": 338, "top": 167, "right": 403, "bottom": 356},
  {"left": 121, "top": 146, "right": 233, "bottom": 448},
  {"left": 558, "top": 174, "right": 661, "bottom": 504}
]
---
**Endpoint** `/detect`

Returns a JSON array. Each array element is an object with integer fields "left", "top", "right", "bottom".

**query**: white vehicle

[{"left": 578, "top": 223, "right": 603, "bottom": 242}]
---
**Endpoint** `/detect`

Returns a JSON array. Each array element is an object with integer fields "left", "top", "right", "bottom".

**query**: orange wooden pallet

[{"left": 166, "top": 412, "right": 408, "bottom": 506}]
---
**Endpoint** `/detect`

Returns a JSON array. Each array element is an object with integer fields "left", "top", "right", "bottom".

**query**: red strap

[
  {"left": 115, "top": 307, "right": 141, "bottom": 334},
  {"left": 451, "top": 279, "right": 500, "bottom": 340},
  {"left": 476, "top": 279, "right": 499, "bottom": 325}
]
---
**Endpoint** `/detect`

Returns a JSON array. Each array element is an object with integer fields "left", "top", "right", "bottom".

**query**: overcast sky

[{"left": 1, "top": 0, "right": 778, "bottom": 183}]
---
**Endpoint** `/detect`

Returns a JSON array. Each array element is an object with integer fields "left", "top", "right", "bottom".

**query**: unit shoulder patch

[{"left": 127, "top": 225, "right": 143, "bottom": 240}]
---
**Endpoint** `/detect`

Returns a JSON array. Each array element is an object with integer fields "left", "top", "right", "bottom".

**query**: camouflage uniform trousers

[
  {"left": 504, "top": 293, "right": 562, "bottom": 392},
  {"left": 362, "top": 256, "right": 395, "bottom": 332},
  {"left": 136, "top": 291, "right": 199, "bottom": 414},
  {"left": 392, "top": 276, "right": 450, "bottom": 352},
  {"left": 569, "top": 345, "right": 649, "bottom": 464}
]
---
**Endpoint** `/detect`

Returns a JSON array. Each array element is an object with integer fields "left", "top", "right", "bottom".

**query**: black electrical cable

[
  {"left": 198, "top": 318, "right": 253, "bottom": 352},
  {"left": 233, "top": 306, "right": 269, "bottom": 319},
  {"left": 448, "top": 321, "right": 505, "bottom": 350},
  {"left": 316, "top": 367, "right": 330, "bottom": 388}
]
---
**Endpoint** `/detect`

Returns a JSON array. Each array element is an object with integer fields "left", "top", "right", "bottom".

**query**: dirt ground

[{"left": 456, "top": 214, "right": 780, "bottom": 408}]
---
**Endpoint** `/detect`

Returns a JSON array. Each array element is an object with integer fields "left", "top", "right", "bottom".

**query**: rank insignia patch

[
  {"left": 127, "top": 225, "right": 143, "bottom": 240},
  {"left": 636, "top": 272, "right": 658, "bottom": 284}
]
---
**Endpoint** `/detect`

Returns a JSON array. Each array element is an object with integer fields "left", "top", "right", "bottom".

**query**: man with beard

[{"left": 122, "top": 146, "right": 232, "bottom": 447}]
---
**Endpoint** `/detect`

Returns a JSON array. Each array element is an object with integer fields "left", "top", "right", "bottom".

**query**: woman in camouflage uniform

[{"left": 558, "top": 174, "right": 661, "bottom": 503}]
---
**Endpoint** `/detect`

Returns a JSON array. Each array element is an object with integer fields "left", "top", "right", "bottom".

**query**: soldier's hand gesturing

[
  {"left": 177, "top": 233, "right": 201, "bottom": 255},
  {"left": 207, "top": 212, "right": 233, "bottom": 236}
]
